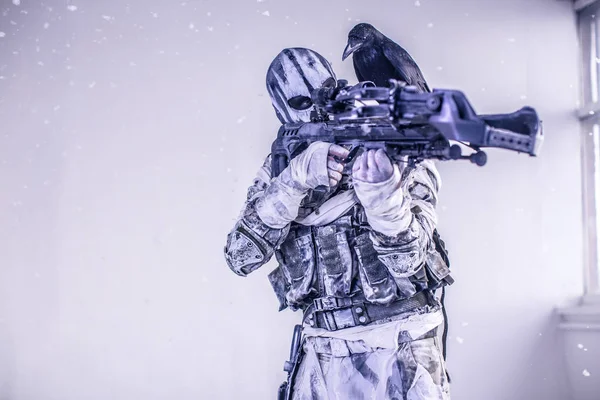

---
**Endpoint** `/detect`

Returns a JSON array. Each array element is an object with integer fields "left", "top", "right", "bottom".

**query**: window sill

[{"left": 557, "top": 295, "right": 600, "bottom": 330}]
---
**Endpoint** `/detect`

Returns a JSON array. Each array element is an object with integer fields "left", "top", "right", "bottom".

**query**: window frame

[{"left": 577, "top": 0, "right": 600, "bottom": 294}]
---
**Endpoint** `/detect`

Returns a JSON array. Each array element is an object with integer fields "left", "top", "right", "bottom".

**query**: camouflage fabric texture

[{"left": 292, "top": 335, "right": 450, "bottom": 400}]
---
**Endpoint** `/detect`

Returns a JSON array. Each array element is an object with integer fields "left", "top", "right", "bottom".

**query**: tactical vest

[{"left": 268, "top": 201, "right": 453, "bottom": 326}]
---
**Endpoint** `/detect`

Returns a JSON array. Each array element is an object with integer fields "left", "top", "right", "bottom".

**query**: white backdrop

[{"left": 0, "top": 0, "right": 584, "bottom": 399}]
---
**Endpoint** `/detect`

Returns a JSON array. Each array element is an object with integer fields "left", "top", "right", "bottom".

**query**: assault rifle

[{"left": 271, "top": 79, "right": 543, "bottom": 177}]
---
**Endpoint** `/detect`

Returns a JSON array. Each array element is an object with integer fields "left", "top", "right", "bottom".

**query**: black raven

[{"left": 342, "top": 23, "right": 430, "bottom": 93}]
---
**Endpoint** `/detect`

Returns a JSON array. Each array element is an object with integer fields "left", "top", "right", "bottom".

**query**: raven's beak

[{"left": 342, "top": 42, "right": 362, "bottom": 61}]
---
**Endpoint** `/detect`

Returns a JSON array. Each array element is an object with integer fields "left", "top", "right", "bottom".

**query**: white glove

[
  {"left": 256, "top": 142, "right": 349, "bottom": 228},
  {"left": 352, "top": 149, "right": 412, "bottom": 237}
]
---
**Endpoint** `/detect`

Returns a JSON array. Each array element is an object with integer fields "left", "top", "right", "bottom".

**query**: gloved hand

[
  {"left": 352, "top": 149, "right": 412, "bottom": 236},
  {"left": 256, "top": 141, "right": 349, "bottom": 228}
]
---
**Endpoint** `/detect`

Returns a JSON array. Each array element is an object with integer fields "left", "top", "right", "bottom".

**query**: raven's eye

[{"left": 287, "top": 96, "right": 313, "bottom": 110}]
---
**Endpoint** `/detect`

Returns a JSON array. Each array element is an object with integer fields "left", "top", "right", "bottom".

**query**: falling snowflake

[
  {"left": 583, "top": 369, "right": 591, "bottom": 377},
  {"left": 207, "top": 11, "right": 211, "bottom": 16},
  {"left": 427, "top": 22, "right": 433, "bottom": 28},
  {"left": 88, "top": 81, "right": 96, "bottom": 88},
  {"left": 0, "top": 32, "right": 5, "bottom": 38},
  {"left": 207, "top": 26, "right": 213, "bottom": 32},
  {"left": 227, "top": 168, "right": 232, "bottom": 173},
  {"left": 262, "top": 11, "right": 270, "bottom": 16},
  {"left": 456, "top": 337, "right": 464, "bottom": 344},
  {"left": 151, "top": 12, "right": 158, "bottom": 18},
  {"left": 461, "top": 322, "right": 469, "bottom": 327},
  {"left": 237, "top": 116, "right": 246, "bottom": 124},
  {"left": 37, "top": 61, "right": 44, "bottom": 66},
  {"left": 189, "top": 23, "right": 194, "bottom": 29},
  {"left": 508, "top": 38, "right": 516, "bottom": 43},
  {"left": 129, "top": 61, "right": 136, "bottom": 66},
  {"left": 102, "top": 15, "right": 113, "bottom": 22},
  {"left": 414, "top": 0, "right": 421, "bottom": 6},
  {"left": 43, "top": 22, "right": 50, "bottom": 29},
  {"left": 436, "top": 66, "right": 443, "bottom": 71},
  {"left": 53, "top": 105, "right": 60, "bottom": 111},
  {"left": 578, "top": 344, "right": 584, "bottom": 349},
  {"left": 12, "top": 0, "right": 20, "bottom": 5},
  {"left": 67, "top": 5, "right": 77, "bottom": 11}
]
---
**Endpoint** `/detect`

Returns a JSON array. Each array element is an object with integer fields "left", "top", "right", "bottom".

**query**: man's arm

[
  {"left": 224, "top": 142, "right": 350, "bottom": 277},
  {"left": 353, "top": 152, "right": 441, "bottom": 285},
  {"left": 224, "top": 155, "right": 290, "bottom": 276},
  {"left": 369, "top": 160, "right": 441, "bottom": 276}
]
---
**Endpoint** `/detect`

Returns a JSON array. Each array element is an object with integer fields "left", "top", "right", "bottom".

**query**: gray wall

[{"left": 0, "top": 0, "right": 584, "bottom": 399}]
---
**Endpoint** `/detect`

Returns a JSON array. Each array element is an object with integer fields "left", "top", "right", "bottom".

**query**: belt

[{"left": 302, "top": 290, "right": 432, "bottom": 332}]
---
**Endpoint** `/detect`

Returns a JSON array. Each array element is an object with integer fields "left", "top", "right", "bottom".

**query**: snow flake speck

[
  {"left": 461, "top": 322, "right": 469, "bottom": 327},
  {"left": 456, "top": 337, "right": 464, "bottom": 344},
  {"left": 43, "top": 22, "right": 50, "bottom": 29},
  {"left": 583, "top": 369, "right": 591, "bottom": 377},
  {"left": 37, "top": 61, "right": 44, "bottom": 66},
  {"left": 427, "top": 22, "right": 433, "bottom": 28},
  {"left": 67, "top": 5, "right": 77, "bottom": 11},
  {"left": 12, "top": 0, "right": 20, "bottom": 5},
  {"left": 436, "top": 66, "right": 443, "bottom": 71},
  {"left": 207, "top": 12, "right": 211, "bottom": 16},
  {"left": 508, "top": 38, "right": 516, "bottom": 43},
  {"left": 207, "top": 26, "right": 214, "bottom": 32},
  {"left": 151, "top": 12, "right": 158, "bottom": 18},
  {"left": 262, "top": 11, "right": 270, "bottom": 16},
  {"left": 129, "top": 61, "right": 136, "bottom": 67},
  {"left": 414, "top": 0, "right": 421, "bottom": 6},
  {"left": 0, "top": 32, "right": 5, "bottom": 38},
  {"left": 102, "top": 15, "right": 114, "bottom": 22},
  {"left": 88, "top": 81, "right": 96, "bottom": 88},
  {"left": 237, "top": 116, "right": 246, "bottom": 124},
  {"left": 189, "top": 23, "right": 194, "bottom": 30}
]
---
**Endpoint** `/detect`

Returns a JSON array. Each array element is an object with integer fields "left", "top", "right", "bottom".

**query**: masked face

[{"left": 266, "top": 48, "right": 337, "bottom": 124}]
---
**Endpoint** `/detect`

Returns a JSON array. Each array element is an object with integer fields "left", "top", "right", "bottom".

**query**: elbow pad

[{"left": 225, "top": 220, "right": 270, "bottom": 276}]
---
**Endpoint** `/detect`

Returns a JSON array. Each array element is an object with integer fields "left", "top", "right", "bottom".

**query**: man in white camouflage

[{"left": 225, "top": 47, "right": 452, "bottom": 400}]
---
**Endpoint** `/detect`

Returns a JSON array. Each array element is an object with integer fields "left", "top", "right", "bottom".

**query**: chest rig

[{"left": 267, "top": 199, "right": 453, "bottom": 331}]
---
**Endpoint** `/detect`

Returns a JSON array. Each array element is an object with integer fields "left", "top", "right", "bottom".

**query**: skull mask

[{"left": 266, "top": 48, "right": 337, "bottom": 124}]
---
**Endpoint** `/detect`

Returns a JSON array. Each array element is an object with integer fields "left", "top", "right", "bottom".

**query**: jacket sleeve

[
  {"left": 224, "top": 155, "right": 291, "bottom": 277},
  {"left": 368, "top": 160, "right": 441, "bottom": 278}
]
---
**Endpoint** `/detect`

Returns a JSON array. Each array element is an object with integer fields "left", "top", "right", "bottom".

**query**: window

[{"left": 578, "top": 0, "right": 600, "bottom": 294}]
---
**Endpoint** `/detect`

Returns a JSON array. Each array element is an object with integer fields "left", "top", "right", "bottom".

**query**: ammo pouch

[{"left": 424, "top": 229, "right": 454, "bottom": 291}]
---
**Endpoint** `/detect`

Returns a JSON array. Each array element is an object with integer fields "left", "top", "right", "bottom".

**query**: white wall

[{"left": 0, "top": 0, "right": 584, "bottom": 399}]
